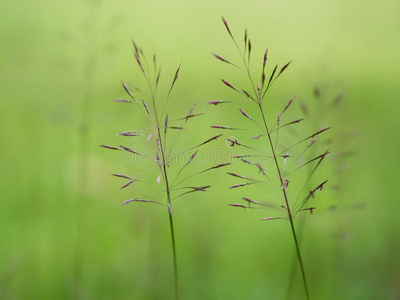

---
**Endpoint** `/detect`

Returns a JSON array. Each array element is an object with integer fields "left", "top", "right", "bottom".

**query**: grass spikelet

[
  {"left": 99, "top": 145, "right": 120, "bottom": 150},
  {"left": 221, "top": 16, "right": 233, "bottom": 38},
  {"left": 120, "top": 80, "right": 136, "bottom": 100},
  {"left": 212, "top": 53, "right": 230, "bottom": 64},
  {"left": 142, "top": 99, "right": 153, "bottom": 119},
  {"left": 111, "top": 174, "right": 132, "bottom": 180},
  {"left": 220, "top": 79, "right": 243, "bottom": 94},
  {"left": 113, "top": 99, "right": 134, "bottom": 103},
  {"left": 207, "top": 100, "right": 231, "bottom": 105},
  {"left": 239, "top": 108, "right": 253, "bottom": 120}
]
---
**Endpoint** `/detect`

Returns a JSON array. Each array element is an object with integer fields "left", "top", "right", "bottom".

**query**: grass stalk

[
  {"left": 259, "top": 104, "right": 310, "bottom": 300},
  {"left": 74, "top": 4, "right": 99, "bottom": 297},
  {"left": 152, "top": 93, "right": 180, "bottom": 300},
  {"left": 103, "top": 42, "right": 221, "bottom": 299},
  {"left": 212, "top": 16, "right": 326, "bottom": 299}
]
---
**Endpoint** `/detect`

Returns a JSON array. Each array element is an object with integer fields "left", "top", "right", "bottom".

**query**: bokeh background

[{"left": 1, "top": 0, "right": 399, "bottom": 299}]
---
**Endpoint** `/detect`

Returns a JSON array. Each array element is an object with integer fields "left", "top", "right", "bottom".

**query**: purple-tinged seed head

[
  {"left": 211, "top": 163, "right": 231, "bottom": 169},
  {"left": 120, "top": 179, "right": 136, "bottom": 190},
  {"left": 208, "top": 100, "right": 229, "bottom": 105},
  {"left": 228, "top": 203, "right": 248, "bottom": 209},
  {"left": 318, "top": 180, "right": 328, "bottom": 191},
  {"left": 288, "top": 118, "right": 304, "bottom": 125},
  {"left": 281, "top": 178, "right": 290, "bottom": 190},
  {"left": 227, "top": 172, "right": 245, "bottom": 179},
  {"left": 282, "top": 96, "right": 295, "bottom": 114},
  {"left": 131, "top": 40, "right": 139, "bottom": 55},
  {"left": 133, "top": 52, "right": 144, "bottom": 72},
  {"left": 190, "top": 185, "right": 211, "bottom": 191},
  {"left": 303, "top": 207, "right": 316, "bottom": 214},
  {"left": 229, "top": 183, "right": 247, "bottom": 189},
  {"left": 263, "top": 49, "right": 268, "bottom": 68},
  {"left": 120, "top": 80, "right": 135, "bottom": 100},
  {"left": 122, "top": 199, "right": 134, "bottom": 205},
  {"left": 241, "top": 158, "right": 252, "bottom": 165},
  {"left": 166, "top": 64, "right": 181, "bottom": 98},
  {"left": 142, "top": 99, "right": 152, "bottom": 118},
  {"left": 139, "top": 47, "right": 144, "bottom": 56},
  {"left": 242, "top": 90, "right": 251, "bottom": 98},
  {"left": 268, "top": 65, "right": 278, "bottom": 86},
  {"left": 156, "top": 69, "right": 161, "bottom": 86},
  {"left": 239, "top": 108, "right": 252, "bottom": 120},
  {"left": 157, "top": 139, "right": 161, "bottom": 151},
  {"left": 118, "top": 131, "right": 140, "bottom": 137},
  {"left": 221, "top": 79, "right": 236, "bottom": 91},
  {"left": 210, "top": 125, "right": 229, "bottom": 129},
  {"left": 316, "top": 128, "right": 330, "bottom": 135},
  {"left": 188, "top": 104, "right": 196, "bottom": 116},
  {"left": 226, "top": 138, "right": 242, "bottom": 147},
  {"left": 212, "top": 53, "right": 230, "bottom": 64},
  {"left": 186, "top": 151, "right": 198, "bottom": 165},
  {"left": 283, "top": 153, "right": 289, "bottom": 167},
  {"left": 221, "top": 16, "right": 232, "bottom": 36},
  {"left": 172, "top": 64, "right": 181, "bottom": 85},
  {"left": 307, "top": 137, "right": 318, "bottom": 148},
  {"left": 309, "top": 127, "right": 331, "bottom": 139},
  {"left": 99, "top": 145, "right": 120, "bottom": 150},
  {"left": 257, "top": 163, "right": 266, "bottom": 175},
  {"left": 119, "top": 145, "right": 135, "bottom": 153},
  {"left": 242, "top": 197, "right": 259, "bottom": 204},
  {"left": 113, "top": 99, "right": 133, "bottom": 103},
  {"left": 277, "top": 61, "right": 292, "bottom": 78},
  {"left": 156, "top": 153, "right": 161, "bottom": 167},
  {"left": 198, "top": 134, "right": 223, "bottom": 146},
  {"left": 111, "top": 174, "right": 132, "bottom": 180},
  {"left": 248, "top": 39, "right": 252, "bottom": 55}
]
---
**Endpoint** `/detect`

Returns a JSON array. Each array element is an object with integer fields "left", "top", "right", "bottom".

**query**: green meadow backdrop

[{"left": 1, "top": 0, "right": 399, "bottom": 299}]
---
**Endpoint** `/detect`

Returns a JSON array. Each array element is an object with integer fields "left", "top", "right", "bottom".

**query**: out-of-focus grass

[{"left": 1, "top": 0, "right": 399, "bottom": 299}]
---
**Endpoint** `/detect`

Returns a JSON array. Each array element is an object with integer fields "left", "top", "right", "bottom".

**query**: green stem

[
  {"left": 167, "top": 195, "right": 179, "bottom": 300},
  {"left": 152, "top": 95, "right": 179, "bottom": 300},
  {"left": 258, "top": 104, "right": 310, "bottom": 300},
  {"left": 159, "top": 131, "right": 179, "bottom": 300}
]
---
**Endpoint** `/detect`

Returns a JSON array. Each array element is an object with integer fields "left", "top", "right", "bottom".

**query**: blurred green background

[{"left": 1, "top": 0, "right": 399, "bottom": 299}]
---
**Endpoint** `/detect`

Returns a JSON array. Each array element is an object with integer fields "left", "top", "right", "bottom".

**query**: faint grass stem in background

[
  {"left": 69, "top": 2, "right": 100, "bottom": 297},
  {"left": 62, "top": 2, "right": 125, "bottom": 297},
  {"left": 101, "top": 42, "right": 229, "bottom": 300},
  {"left": 286, "top": 86, "right": 358, "bottom": 299},
  {"left": 210, "top": 17, "right": 334, "bottom": 299}
]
